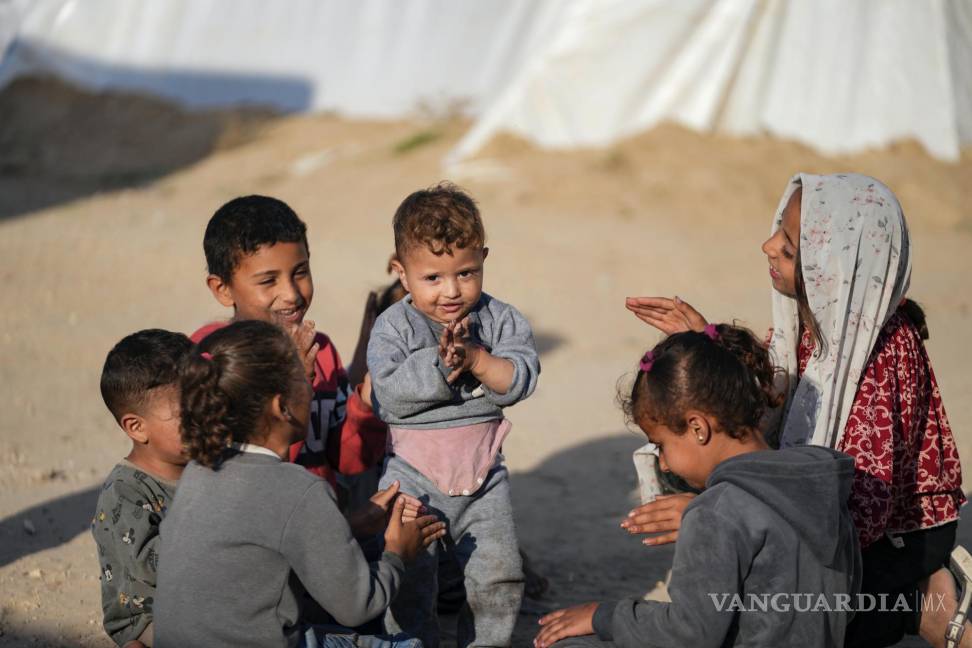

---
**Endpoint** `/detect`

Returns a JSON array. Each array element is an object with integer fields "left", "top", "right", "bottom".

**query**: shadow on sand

[
  {"left": 0, "top": 484, "right": 100, "bottom": 568},
  {"left": 504, "top": 433, "right": 675, "bottom": 645}
]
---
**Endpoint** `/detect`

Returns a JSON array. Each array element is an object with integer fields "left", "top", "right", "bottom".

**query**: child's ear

[
  {"left": 121, "top": 413, "right": 149, "bottom": 444},
  {"left": 268, "top": 394, "right": 290, "bottom": 424},
  {"left": 389, "top": 258, "right": 410, "bottom": 293},
  {"left": 206, "top": 274, "right": 236, "bottom": 308},
  {"left": 685, "top": 411, "right": 712, "bottom": 445},
  {"left": 481, "top": 246, "right": 489, "bottom": 262}
]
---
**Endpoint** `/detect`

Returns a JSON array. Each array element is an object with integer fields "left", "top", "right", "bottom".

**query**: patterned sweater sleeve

[
  {"left": 316, "top": 336, "right": 387, "bottom": 477},
  {"left": 837, "top": 319, "right": 906, "bottom": 548},
  {"left": 91, "top": 477, "right": 165, "bottom": 646},
  {"left": 287, "top": 332, "right": 388, "bottom": 483}
]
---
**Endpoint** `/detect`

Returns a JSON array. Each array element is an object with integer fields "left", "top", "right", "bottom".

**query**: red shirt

[
  {"left": 191, "top": 322, "right": 387, "bottom": 487},
  {"left": 796, "top": 310, "right": 964, "bottom": 548}
]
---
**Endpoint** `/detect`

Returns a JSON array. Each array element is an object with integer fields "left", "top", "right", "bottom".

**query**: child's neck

[
  {"left": 126, "top": 447, "right": 185, "bottom": 482},
  {"left": 248, "top": 419, "right": 295, "bottom": 460},
  {"left": 715, "top": 428, "right": 770, "bottom": 465},
  {"left": 246, "top": 435, "right": 290, "bottom": 460}
]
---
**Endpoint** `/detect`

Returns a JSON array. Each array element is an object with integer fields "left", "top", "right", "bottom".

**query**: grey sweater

[
  {"left": 367, "top": 293, "right": 540, "bottom": 429},
  {"left": 593, "top": 447, "right": 861, "bottom": 648},
  {"left": 154, "top": 452, "right": 404, "bottom": 648}
]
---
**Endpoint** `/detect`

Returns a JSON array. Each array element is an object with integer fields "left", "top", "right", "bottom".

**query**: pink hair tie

[
  {"left": 703, "top": 324, "right": 719, "bottom": 341},
  {"left": 639, "top": 350, "right": 655, "bottom": 373},
  {"left": 201, "top": 352, "right": 214, "bottom": 361}
]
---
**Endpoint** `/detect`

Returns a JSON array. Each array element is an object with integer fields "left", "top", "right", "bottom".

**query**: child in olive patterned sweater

[{"left": 91, "top": 329, "right": 192, "bottom": 647}]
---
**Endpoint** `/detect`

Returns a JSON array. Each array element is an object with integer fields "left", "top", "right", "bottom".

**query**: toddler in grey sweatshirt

[{"left": 367, "top": 184, "right": 540, "bottom": 647}]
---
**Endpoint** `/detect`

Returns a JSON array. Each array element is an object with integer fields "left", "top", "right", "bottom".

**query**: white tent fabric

[
  {"left": 0, "top": 0, "right": 566, "bottom": 116},
  {"left": 2, "top": 0, "right": 970, "bottom": 162},
  {"left": 451, "top": 0, "right": 972, "bottom": 163}
]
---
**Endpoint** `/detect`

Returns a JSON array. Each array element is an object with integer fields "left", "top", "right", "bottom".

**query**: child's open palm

[{"left": 625, "top": 296, "right": 707, "bottom": 335}]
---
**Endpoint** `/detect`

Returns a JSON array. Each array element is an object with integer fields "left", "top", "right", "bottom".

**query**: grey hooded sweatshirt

[{"left": 591, "top": 446, "right": 861, "bottom": 648}]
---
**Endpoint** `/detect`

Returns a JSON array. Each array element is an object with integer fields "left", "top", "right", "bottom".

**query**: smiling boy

[{"left": 191, "top": 195, "right": 386, "bottom": 492}]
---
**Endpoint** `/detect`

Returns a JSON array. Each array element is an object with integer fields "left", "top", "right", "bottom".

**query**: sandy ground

[{"left": 1, "top": 78, "right": 970, "bottom": 647}]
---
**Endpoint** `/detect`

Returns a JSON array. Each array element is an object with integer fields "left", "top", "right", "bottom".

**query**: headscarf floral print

[{"left": 769, "top": 173, "right": 911, "bottom": 449}]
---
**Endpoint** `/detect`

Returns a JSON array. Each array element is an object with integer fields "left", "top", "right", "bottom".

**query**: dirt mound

[{"left": 0, "top": 76, "right": 273, "bottom": 219}]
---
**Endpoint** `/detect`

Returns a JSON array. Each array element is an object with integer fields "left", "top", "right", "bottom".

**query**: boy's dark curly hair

[
  {"left": 204, "top": 195, "right": 309, "bottom": 282},
  {"left": 393, "top": 182, "right": 485, "bottom": 258},
  {"left": 621, "top": 324, "right": 784, "bottom": 438},
  {"left": 180, "top": 320, "right": 304, "bottom": 468},
  {"left": 100, "top": 329, "right": 193, "bottom": 421}
]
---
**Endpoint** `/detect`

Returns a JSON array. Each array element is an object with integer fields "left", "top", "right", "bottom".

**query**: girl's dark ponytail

[
  {"left": 900, "top": 298, "right": 929, "bottom": 340},
  {"left": 181, "top": 353, "right": 234, "bottom": 468},
  {"left": 623, "top": 323, "right": 783, "bottom": 440},
  {"left": 711, "top": 324, "right": 785, "bottom": 413},
  {"left": 179, "top": 320, "right": 305, "bottom": 469}
]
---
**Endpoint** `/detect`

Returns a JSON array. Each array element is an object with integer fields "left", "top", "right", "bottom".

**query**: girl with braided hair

[
  {"left": 154, "top": 320, "right": 446, "bottom": 648},
  {"left": 534, "top": 323, "right": 860, "bottom": 647}
]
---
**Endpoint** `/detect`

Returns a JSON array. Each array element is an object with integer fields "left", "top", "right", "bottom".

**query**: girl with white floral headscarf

[{"left": 626, "top": 173, "right": 967, "bottom": 648}]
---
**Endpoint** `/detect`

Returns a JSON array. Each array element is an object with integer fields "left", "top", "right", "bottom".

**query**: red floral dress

[{"left": 796, "top": 309, "right": 965, "bottom": 548}]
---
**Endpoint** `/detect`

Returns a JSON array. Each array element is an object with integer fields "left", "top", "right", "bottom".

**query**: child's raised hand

[
  {"left": 534, "top": 603, "right": 598, "bottom": 647},
  {"left": 383, "top": 497, "right": 446, "bottom": 563},
  {"left": 444, "top": 317, "right": 481, "bottom": 383},
  {"left": 451, "top": 316, "right": 469, "bottom": 341},
  {"left": 620, "top": 493, "right": 696, "bottom": 546},
  {"left": 284, "top": 319, "right": 320, "bottom": 384},
  {"left": 625, "top": 296, "right": 707, "bottom": 335},
  {"left": 438, "top": 322, "right": 454, "bottom": 365}
]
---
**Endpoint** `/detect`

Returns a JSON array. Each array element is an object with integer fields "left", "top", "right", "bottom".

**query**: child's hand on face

[
  {"left": 620, "top": 493, "right": 696, "bottom": 546},
  {"left": 286, "top": 319, "right": 320, "bottom": 384},
  {"left": 534, "top": 603, "right": 598, "bottom": 647},
  {"left": 438, "top": 317, "right": 481, "bottom": 384},
  {"left": 383, "top": 497, "right": 447, "bottom": 563}
]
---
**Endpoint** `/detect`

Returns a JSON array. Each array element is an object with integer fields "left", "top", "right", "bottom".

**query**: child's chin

[
  {"left": 267, "top": 311, "right": 306, "bottom": 327},
  {"left": 770, "top": 280, "right": 791, "bottom": 296}
]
